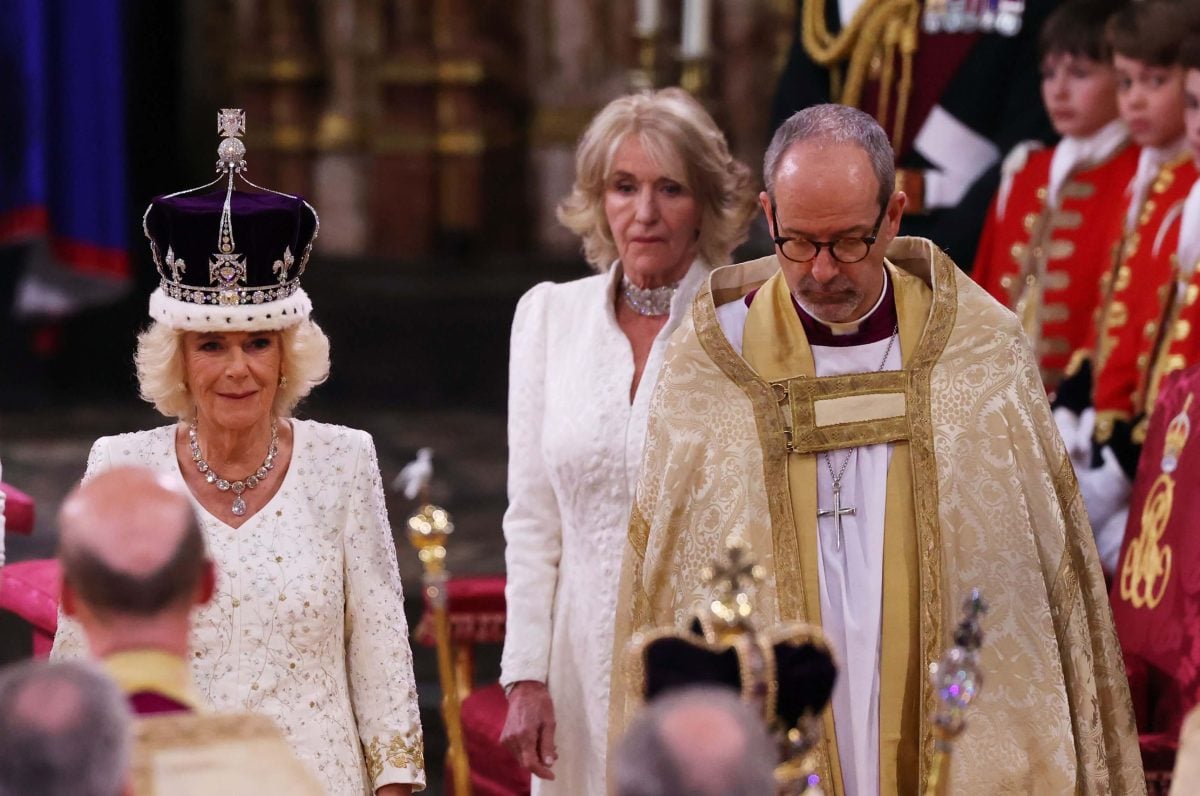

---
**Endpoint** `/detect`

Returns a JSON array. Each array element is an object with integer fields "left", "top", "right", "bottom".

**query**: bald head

[
  {"left": 61, "top": 467, "right": 195, "bottom": 576},
  {"left": 59, "top": 466, "right": 208, "bottom": 618},
  {"left": 614, "top": 686, "right": 778, "bottom": 796},
  {"left": 658, "top": 700, "right": 753, "bottom": 791}
]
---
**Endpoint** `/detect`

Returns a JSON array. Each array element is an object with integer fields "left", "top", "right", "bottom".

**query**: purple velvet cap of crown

[{"left": 143, "top": 187, "right": 318, "bottom": 331}]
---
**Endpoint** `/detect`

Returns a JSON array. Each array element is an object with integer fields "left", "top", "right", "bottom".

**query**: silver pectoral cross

[{"left": 818, "top": 486, "right": 856, "bottom": 552}]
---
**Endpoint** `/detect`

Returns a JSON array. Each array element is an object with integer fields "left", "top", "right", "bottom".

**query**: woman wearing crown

[{"left": 51, "top": 111, "right": 424, "bottom": 796}]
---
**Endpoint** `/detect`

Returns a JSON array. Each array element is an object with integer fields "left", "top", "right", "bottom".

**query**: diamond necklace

[
  {"left": 189, "top": 419, "right": 279, "bottom": 517},
  {"left": 621, "top": 276, "right": 679, "bottom": 316},
  {"left": 818, "top": 325, "right": 898, "bottom": 551}
]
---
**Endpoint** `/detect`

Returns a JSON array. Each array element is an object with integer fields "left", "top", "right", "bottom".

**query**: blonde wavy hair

[
  {"left": 135, "top": 320, "right": 331, "bottom": 421},
  {"left": 557, "top": 88, "right": 757, "bottom": 272}
]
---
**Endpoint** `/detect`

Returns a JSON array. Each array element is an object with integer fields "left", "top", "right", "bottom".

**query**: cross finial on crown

[
  {"left": 216, "top": 109, "right": 248, "bottom": 173},
  {"left": 703, "top": 535, "right": 766, "bottom": 596},
  {"left": 218, "top": 109, "right": 246, "bottom": 139}
]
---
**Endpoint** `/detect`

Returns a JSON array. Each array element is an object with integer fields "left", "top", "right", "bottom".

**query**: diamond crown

[{"left": 144, "top": 110, "right": 319, "bottom": 309}]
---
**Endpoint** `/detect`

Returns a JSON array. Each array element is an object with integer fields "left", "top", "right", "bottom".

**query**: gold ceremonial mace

[
  {"left": 924, "top": 590, "right": 987, "bottom": 796},
  {"left": 408, "top": 500, "right": 471, "bottom": 796}
]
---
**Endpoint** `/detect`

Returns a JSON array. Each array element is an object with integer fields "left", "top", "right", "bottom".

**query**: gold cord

[{"left": 800, "top": 0, "right": 921, "bottom": 149}]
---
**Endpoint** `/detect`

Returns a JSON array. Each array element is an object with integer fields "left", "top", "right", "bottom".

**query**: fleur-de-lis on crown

[
  {"left": 165, "top": 247, "right": 187, "bottom": 282},
  {"left": 272, "top": 247, "right": 294, "bottom": 284}
]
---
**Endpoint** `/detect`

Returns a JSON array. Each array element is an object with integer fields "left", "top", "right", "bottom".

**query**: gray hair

[
  {"left": 613, "top": 686, "right": 778, "bottom": 796},
  {"left": 763, "top": 104, "right": 895, "bottom": 209},
  {"left": 0, "top": 661, "right": 131, "bottom": 796}
]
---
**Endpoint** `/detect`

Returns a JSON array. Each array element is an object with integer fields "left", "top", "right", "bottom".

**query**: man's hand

[
  {"left": 375, "top": 785, "right": 412, "bottom": 796},
  {"left": 500, "top": 681, "right": 557, "bottom": 780}
]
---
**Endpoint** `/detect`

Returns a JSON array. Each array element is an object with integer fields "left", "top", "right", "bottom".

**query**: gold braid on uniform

[{"left": 800, "top": 0, "right": 921, "bottom": 149}]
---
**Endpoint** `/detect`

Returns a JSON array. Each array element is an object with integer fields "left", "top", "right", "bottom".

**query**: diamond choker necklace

[
  {"left": 621, "top": 276, "right": 679, "bottom": 317},
  {"left": 189, "top": 419, "right": 279, "bottom": 516}
]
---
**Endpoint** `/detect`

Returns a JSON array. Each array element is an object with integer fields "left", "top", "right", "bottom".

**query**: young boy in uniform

[
  {"left": 1136, "top": 34, "right": 1200, "bottom": 438},
  {"left": 1055, "top": 0, "right": 1200, "bottom": 573},
  {"left": 974, "top": 0, "right": 1136, "bottom": 391}
]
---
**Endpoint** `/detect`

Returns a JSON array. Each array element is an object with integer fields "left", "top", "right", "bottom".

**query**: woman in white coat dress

[
  {"left": 499, "top": 88, "right": 756, "bottom": 795},
  {"left": 52, "top": 122, "right": 423, "bottom": 796}
]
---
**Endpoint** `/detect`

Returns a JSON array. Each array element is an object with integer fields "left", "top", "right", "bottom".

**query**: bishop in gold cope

[{"left": 609, "top": 103, "right": 1143, "bottom": 795}]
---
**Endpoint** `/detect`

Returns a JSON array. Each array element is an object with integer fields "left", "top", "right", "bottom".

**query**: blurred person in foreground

[
  {"left": 499, "top": 87, "right": 757, "bottom": 794},
  {"left": 57, "top": 464, "right": 322, "bottom": 795},
  {"left": 50, "top": 110, "right": 423, "bottom": 796},
  {"left": 612, "top": 686, "right": 777, "bottom": 796},
  {"left": 58, "top": 466, "right": 212, "bottom": 715},
  {"left": 610, "top": 103, "right": 1143, "bottom": 794},
  {"left": 0, "top": 659, "right": 132, "bottom": 796}
]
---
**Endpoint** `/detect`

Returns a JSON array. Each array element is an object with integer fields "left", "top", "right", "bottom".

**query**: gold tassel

[{"left": 800, "top": 0, "right": 921, "bottom": 150}]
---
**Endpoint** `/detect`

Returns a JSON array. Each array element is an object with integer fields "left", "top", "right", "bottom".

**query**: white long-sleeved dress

[
  {"left": 51, "top": 419, "right": 425, "bottom": 795},
  {"left": 500, "top": 260, "right": 706, "bottom": 795}
]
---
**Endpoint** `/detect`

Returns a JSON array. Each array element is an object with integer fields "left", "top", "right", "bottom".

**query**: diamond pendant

[{"left": 231, "top": 496, "right": 247, "bottom": 516}]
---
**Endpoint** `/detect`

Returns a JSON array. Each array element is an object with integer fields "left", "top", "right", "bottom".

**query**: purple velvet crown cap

[{"left": 143, "top": 186, "right": 318, "bottom": 332}]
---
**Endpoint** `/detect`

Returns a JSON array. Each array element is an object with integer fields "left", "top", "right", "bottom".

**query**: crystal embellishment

[
  {"left": 272, "top": 247, "right": 294, "bottom": 284},
  {"left": 621, "top": 275, "right": 679, "bottom": 317},
  {"left": 210, "top": 253, "right": 248, "bottom": 287},
  {"left": 218, "top": 108, "right": 246, "bottom": 139},
  {"left": 216, "top": 109, "right": 248, "bottom": 173}
]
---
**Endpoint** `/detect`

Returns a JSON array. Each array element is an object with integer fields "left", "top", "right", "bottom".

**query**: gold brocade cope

[
  {"left": 780, "top": 370, "right": 910, "bottom": 453},
  {"left": 131, "top": 712, "right": 324, "bottom": 795},
  {"left": 611, "top": 237, "right": 1145, "bottom": 795},
  {"left": 741, "top": 267, "right": 926, "bottom": 796}
]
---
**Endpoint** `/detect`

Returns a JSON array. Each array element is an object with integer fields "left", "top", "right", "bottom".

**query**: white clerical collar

[
  {"left": 1048, "top": 119, "right": 1127, "bottom": 208},
  {"left": 810, "top": 266, "right": 890, "bottom": 337},
  {"left": 1127, "top": 137, "right": 1189, "bottom": 231}
]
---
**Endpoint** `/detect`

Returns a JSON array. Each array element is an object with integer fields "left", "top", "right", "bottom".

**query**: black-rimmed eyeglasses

[{"left": 771, "top": 203, "right": 886, "bottom": 265}]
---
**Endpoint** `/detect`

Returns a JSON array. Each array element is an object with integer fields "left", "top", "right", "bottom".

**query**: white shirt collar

[
  {"left": 1048, "top": 119, "right": 1128, "bottom": 207},
  {"left": 1127, "top": 137, "right": 1188, "bottom": 231},
  {"left": 1178, "top": 179, "right": 1200, "bottom": 280}
]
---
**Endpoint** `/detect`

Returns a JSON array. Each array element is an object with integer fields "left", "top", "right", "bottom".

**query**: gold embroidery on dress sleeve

[{"left": 365, "top": 735, "right": 425, "bottom": 782}]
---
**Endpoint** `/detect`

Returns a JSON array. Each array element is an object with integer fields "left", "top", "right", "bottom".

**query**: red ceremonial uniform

[
  {"left": 1111, "top": 365, "right": 1200, "bottom": 763},
  {"left": 1091, "top": 153, "right": 1198, "bottom": 444},
  {"left": 1139, "top": 196, "right": 1200, "bottom": 433},
  {"left": 973, "top": 140, "right": 1139, "bottom": 389}
]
